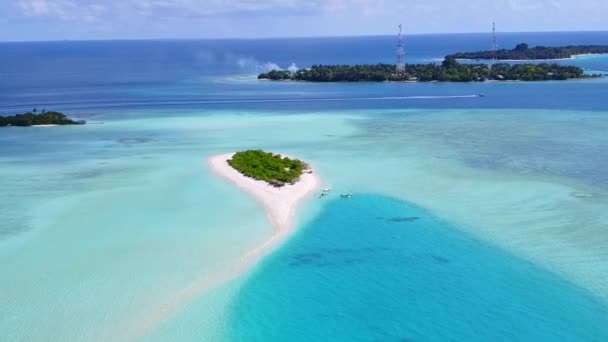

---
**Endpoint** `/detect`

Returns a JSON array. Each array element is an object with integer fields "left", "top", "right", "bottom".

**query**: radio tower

[
  {"left": 396, "top": 24, "right": 406, "bottom": 77},
  {"left": 490, "top": 22, "right": 497, "bottom": 69}
]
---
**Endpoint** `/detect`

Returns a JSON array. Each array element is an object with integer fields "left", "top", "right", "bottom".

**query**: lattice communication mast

[
  {"left": 396, "top": 24, "right": 406, "bottom": 76},
  {"left": 490, "top": 22, "right": 497, "bottom": 68}
]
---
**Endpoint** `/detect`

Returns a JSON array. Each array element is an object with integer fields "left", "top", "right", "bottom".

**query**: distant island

[
  {"left": 259, "top": 57, "right": 592, "bottom": 82},
  {"left": 447, "top": 43, "right": 608, "bottom": 61},
  {"left": 227, "top": 150, "right": 310, "bottom": 187},
  {"left": 0, "top": 111, "right": 85, "bottom": 127}
]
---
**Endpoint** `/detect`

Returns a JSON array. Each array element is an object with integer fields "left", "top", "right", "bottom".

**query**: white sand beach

[{"left": 208, "top": 153, "right": 321, "bottom": 233}]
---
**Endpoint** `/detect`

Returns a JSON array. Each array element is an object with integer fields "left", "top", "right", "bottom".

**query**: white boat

[{"left": 323, "top": 188, "right": 331, "bottom": 192}]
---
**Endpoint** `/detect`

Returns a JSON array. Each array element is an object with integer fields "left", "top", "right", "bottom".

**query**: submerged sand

[{"left": 127, "top": 153, "right": 321, "bottom": 338}]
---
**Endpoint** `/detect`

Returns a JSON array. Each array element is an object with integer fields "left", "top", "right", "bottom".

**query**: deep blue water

[
  {"left": 1, "top": 32, "right": 608, "bottom": 114},
  {"left": 228, "top": 195, "right": 608, "bottom": 341}
]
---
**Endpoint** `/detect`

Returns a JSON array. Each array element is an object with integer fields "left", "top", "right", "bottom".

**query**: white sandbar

[
  {"left": 126, "top": 153, "right": 321, "bottom": 338},
  {"left": 208, "top": 153, "right": 321, "bottom": 234}
]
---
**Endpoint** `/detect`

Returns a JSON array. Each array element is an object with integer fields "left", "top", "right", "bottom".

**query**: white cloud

[
  {"left": 287, "top": 63, "right": 299, "bottom": 73},
  {"left": 6, "top": 0, "right": 608, "bottom": 40},
  {"left": 235, "top": 56, "right": 258, "bottom": 69},
  {"left": 231, "top": 55, "right": 282, "bottom": 72},
  {"left": 11, "top": 0, "right": 608, "bottom": 21},
  {"left": 12, "top": 0, "right": 382, "bottom": 21},
  {"left": 261, "top": 62, "right": 282, "bottom": 72},
  {"left": 16, "top": 0, "right": 106, "bottom": 22},
  {"left": 26, "top": 0, "right": 50, "bottom": 15}
]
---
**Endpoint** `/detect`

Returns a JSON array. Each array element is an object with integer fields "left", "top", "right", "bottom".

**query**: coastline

[{"left": 208, "top": 153, "right": 321, "bottom": 232}]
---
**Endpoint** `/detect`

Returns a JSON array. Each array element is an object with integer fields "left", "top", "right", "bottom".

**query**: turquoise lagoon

[
  {"left": 2, "top": 33, "right": 608, "bottom": 341},
  {"left": 227, "top": 195, "right": 608, "bottom": 341}
]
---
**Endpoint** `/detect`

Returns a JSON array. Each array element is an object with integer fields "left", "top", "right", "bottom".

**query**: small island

[
  {"left": 447, "top": 43, "right": 608, "bottom": 61},
  {"left": 228, "top": 150, "right": 309, "bottom": 187},
  {"left": 259, "top": 57, "right": 591, "bottom": 82},
  {"left": 0, "top": 111, "right": 85, "bottom": 127},
  {"left": 208, "top": 150, "right": 320, "bottom": 231}
]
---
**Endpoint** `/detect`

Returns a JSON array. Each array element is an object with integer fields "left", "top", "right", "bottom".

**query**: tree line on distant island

[
  {"left": 447, "top": 43, "right": 608, "bottom": 61},
  {"left": 0, "top": 111, "right": 85, "bottom": 127},
  {"left": 259, "top": 57, "right": 588, "bottom": 83},
  {"left": 258, "top": 42, "right": 608, "bottom": 83}
]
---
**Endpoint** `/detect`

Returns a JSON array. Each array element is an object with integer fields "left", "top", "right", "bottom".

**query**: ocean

[{"left": 1, "top": 32, "right": 608, "bottom": 341}]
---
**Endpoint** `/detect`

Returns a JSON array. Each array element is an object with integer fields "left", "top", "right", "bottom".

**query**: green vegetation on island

[
  {"left": 228, "top": 150, "right": 309, "bottom": 187},
  {"left": 258, "top": 57, "right": 589, "bottom": 82},
  {"left": 0, "top": 111, "right": 85, "bottom": 127},
  {"left": 447, "top": 43, "right": 608, "bottom": 60}
]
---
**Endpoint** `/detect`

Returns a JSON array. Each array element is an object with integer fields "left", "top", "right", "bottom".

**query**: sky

[{"left": 1, "top": 0, "right": 606, "bottom": 41}]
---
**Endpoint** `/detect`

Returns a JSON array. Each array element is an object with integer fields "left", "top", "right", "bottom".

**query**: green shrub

[
  {"left": 257, "top": 60, "right": 589, "bottom": 83},
  {"left": 228, "top": 150, "right": 307, "bottom": 186}
]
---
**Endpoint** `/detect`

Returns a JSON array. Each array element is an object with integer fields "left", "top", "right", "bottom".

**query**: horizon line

[{"left": 2, "top": 29, "right": 608, "bottom": 44}]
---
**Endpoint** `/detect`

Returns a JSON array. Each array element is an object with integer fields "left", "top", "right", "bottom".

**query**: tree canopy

[
  {"left": 228, "top": 150, "right": 308, "bottom": 187},
  {"left": 258, "top": 59, "right": 590, "bottom": 83},
  {"left": 447, "top": 44, "right": 608, "bottom": 60}
]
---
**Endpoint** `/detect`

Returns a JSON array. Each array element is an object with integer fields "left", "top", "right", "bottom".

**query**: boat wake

[{"left": 0, "top": 95, "right": 483, "bottom": 113}]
